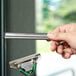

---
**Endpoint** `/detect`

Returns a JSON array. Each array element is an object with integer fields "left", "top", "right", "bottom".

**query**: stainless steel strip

[
  {"left": 9, "top": 53, "right": 40, "bottom": 64},
  {"left": 5, "top": 33, "right": 49, "bottom": 40}
]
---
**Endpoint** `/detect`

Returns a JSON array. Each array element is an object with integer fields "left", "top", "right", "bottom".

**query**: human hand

[{"left": 47, "top": 23, "right": 76, "bottom": 59}]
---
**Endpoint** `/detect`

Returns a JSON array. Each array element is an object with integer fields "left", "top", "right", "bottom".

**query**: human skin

[{"left": 47, "top": 23, "right": 76, "bottom": 59}]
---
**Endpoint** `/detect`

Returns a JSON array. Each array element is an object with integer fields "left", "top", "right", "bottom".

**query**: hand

[{"left": 47, "top": 23, "right": 76, "bottom": 59}]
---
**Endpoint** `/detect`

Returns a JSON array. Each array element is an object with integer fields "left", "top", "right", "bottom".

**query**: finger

[
  {"left": 71, "top": 48, "right": 76, "bottom": 54},
  {"left": 56, "top": 45, "right": 64, "bottom": 54},
  {"left": 62, "top": 48, "right": 72, "bottom": 59},
  {"left": 62, "top": 52, "right": 71, "bottom": 59},
  {"left": 48, "top": 25, "right": 66, "bottom": 34},
  {"left": 52, "top": 26, "right": 60, "bottom": 33},
  {"left": 47, "top": 32, "right": 69, "bottom": 42},
  {"left": 50, "top": 41, "right": 57, "bottom": 51},
  {"left": 63, "top": 48, "right": 72, "bottom": 54},
  {"left": 53, "top": 25, "right": 66, "bottom": 33},
  {"left": 47, "top": 27, "right": 60, "bottom": 40}
]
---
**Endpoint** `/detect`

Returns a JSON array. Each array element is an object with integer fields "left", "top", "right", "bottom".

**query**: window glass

[{"left": 35, "top": 0, "right": 76, "bottom": 53}]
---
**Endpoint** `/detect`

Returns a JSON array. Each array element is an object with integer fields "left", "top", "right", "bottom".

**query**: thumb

[{"left": 47, "top": 32, "right": 69, "bottom": 42}]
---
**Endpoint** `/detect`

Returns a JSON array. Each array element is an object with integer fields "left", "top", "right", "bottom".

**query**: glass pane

[{"left": 35, "top": 0, "right": 76, "bottom": 53}]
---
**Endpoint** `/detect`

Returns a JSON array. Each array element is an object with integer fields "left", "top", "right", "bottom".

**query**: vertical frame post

[{"left": 1, "top": 0, "right": 6, "bottom": 76}]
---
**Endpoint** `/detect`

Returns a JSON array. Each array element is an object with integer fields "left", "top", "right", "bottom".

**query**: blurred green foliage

[
  {"left": 36, "top": 0, "right": 76, "bottom": 53},
  {"left": 42, "top": 0, "right": 76, "bottom": 32}
]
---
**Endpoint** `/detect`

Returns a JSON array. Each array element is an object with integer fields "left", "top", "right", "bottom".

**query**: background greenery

[{"left": 36, "top": 0, "right": 76, "bottom": 53}]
